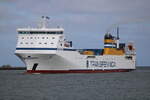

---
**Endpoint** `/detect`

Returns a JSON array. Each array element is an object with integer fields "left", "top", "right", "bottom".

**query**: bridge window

[
  {"left": 57, "top": 31, "right": 63, "bottom": 34},
  {"left": 18, "top": 31, "right": 30, "bottom": 34},
  {"left": 19, "top": 31, "right": 63, "bottom": 34}
]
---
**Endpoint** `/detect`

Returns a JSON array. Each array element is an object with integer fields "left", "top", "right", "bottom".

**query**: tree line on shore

[
  {"left": 0, "top": 65, "right": 26, "bottom": 70},
  {"left": 1, "top": 64, "right": 12, "bottom": 68}
]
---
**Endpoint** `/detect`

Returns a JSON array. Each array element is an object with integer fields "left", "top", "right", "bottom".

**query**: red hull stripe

[{"left": 26, "top": 69, "right": 134, "bottom": 74}]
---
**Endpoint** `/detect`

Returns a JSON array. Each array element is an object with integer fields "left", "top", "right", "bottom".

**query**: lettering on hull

[{"left": 88, "top": 61, "right": 116, "bottom": 68}]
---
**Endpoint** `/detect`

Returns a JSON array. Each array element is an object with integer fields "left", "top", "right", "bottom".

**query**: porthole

[
  {"left": 51, "top": 43, "right": 54, "bottom": 44},
  {"left": 22, "top": 37, "right": 24, "bottom": 39},
  {"left": 39, "top": 42, "right": 42, "bottom": 44},
  {"left": 42, "top": 37, "right": 45, "bottom": 39},
  {"left": 44, "top": 43, "right": 47, "bottom": 44},
  {"left": 52, "top": 37, "right": 55, "bottom": 39}
]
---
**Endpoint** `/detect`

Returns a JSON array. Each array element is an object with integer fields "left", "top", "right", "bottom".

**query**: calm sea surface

[{"left": 0, "top": 67, "right": 150, "bottom": 100}]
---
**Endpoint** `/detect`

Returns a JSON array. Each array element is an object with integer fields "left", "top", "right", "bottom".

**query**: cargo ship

[{"left": 15, "top": 16, "right": 136, "bottom": 73}]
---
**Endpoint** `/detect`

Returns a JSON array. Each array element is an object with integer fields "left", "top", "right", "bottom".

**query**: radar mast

[{"left": 38, "top": 16, "right": 50, "bottom": 28}]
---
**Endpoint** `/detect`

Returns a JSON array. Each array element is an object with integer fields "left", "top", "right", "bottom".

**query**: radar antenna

[{"left": 39, "top": 16, "right": 50, "bottom": 28}]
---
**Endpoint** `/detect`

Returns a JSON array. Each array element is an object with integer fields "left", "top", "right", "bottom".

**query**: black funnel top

[{"left": 104, "top": 33, "right": 113, "bottom": 39}]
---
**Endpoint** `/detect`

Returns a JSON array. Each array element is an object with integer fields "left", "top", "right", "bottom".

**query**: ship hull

[{"left": 15, "top": 50, "right": 136, "bottom": 73}]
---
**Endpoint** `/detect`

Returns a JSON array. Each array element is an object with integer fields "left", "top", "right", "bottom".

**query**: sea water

[{"left": 0, "top": 67, "right": 150, "bottom": 100}]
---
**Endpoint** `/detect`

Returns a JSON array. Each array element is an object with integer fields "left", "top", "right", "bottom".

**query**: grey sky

[{"left": 0, "top": 0, "right": 150, "bottom": 66}]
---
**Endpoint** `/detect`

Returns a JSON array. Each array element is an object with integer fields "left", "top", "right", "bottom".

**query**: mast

[
  {"left": 117, "top": 26, "right": 119, "bottom": 40},
  {"left": 116, "top": 26, "right": 120, "bottom": 48},
  {"left": 39, "top": 16, "right": 50, "bottom": 28}
]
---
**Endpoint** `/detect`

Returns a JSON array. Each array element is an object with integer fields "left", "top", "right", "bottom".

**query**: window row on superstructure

[
  {"left": 19, "top": 31, "right": 63, "bottom": 34},
  {"left": 21, "top": 37, "right": 55, "bottom": 39},
  {"left": 20, "top": 42, "right": 54, "bottom": 45}
]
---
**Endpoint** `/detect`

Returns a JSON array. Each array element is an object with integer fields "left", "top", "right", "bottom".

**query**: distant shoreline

[{"left": 0, "top": 67, "right": 26, "bottom": 70}]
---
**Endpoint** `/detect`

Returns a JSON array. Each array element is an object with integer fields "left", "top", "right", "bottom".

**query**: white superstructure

[{"left": 15, "top": 17, "right": 136, "bottom": 73}]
